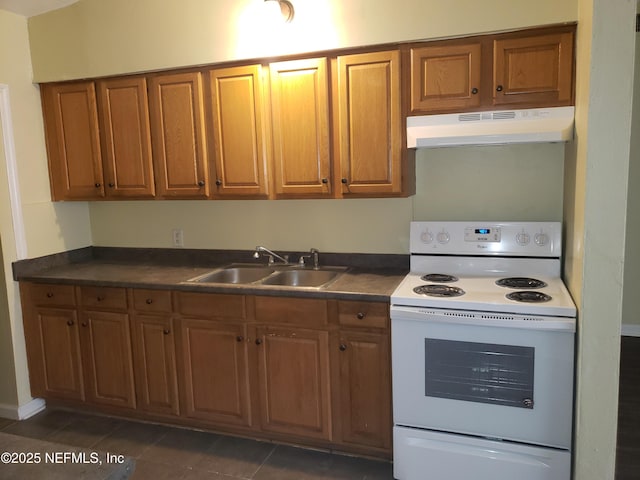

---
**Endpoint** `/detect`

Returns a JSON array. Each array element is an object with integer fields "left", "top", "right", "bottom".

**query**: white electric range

[{"left": 391, "top": 221, "right": 576, "bottom": 480}]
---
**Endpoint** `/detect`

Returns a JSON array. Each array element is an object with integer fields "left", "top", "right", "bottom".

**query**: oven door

[{"left": 391, "top": 306, "right": 575, "bottom": 449}]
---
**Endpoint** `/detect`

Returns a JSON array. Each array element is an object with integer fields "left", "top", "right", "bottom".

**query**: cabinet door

[
  {"left": 41, "top": 82, "right": 104, "bottom": 200},
  {"left": 336, "top": 331, "right": 391, "bottom": 451},
  {"left": 97, "top": 77, "right": 155, "bottom": 198},
  {"left": 148, "top": 72, "right": 209, "bottom": 198},
  {"left": 255, "top": 326, "right": 331, "bottom": 440},
  {"left": 176, "top": 318, "right": 251, "bottom": 426},
  {"left": 269, "top": 58, "right": 331, "bottom": 197},
  {"left": 23, "top": 307, "right": 84, "bottom": 401},
  {"left": 80, "top": 311, "right": 136, "bottom": 409},
  {"left": 493, "top": 30, "right": 574, "bottom": 107},
  {"left": 335, "top": 51, "right": 403, "bottom": 195},
  {"left": 410, "top": 43, "right": 482, "bottom": 113},
  {"left": 131, "top": 314, "right": 179, "bottom": 416},
  {"left": 209, "top": 65, "right": 269, "bottom": 198}
]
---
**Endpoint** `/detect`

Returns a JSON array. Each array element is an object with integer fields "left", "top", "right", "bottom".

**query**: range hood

[{"left": 407, "top": 106, "right": 575, "bottom": 148}]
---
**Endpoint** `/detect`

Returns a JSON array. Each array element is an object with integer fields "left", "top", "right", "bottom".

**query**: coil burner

[
  {"left": 413, "top": 284, "right": 465, "bottom": 297},
  {"left": 496, "top": 277, "right": 548, "bottom": 289},
  {"left": 506, "top": 291, "right": 552, "bottom": 303},
  {"left": 421, "top": 273, "right": 459, "bottom": 283}
]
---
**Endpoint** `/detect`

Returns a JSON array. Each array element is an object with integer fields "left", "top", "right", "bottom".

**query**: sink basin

[
  {"left": 188, "top": 266, "right": 275, "bottom": 284},
  {"left": 261, "top": 268, "right": 345, "bottom": 288}
]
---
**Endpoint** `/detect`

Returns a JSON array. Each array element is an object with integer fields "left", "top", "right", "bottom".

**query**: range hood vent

[{"left": 407, "top": 106, "right": 575, "bottom": 148}]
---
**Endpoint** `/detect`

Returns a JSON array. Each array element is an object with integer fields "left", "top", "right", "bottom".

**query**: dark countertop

[{"left": 13, "top": 247, "right": 408, "bottom": 302}]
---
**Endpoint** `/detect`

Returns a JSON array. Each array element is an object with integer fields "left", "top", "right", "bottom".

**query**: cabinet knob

[
  {"left": 94, "top": 183, "right": 102, "bottom": 188},
  {"left": 496, "top": 85, "right": 504, "bottom": 92},
  {"left": 108, "top": 183, "right": 115, "bottom": 188},
  {"left": 255, "top": 338, "right": 263, "bottom": 345},
  {"left": 216, "top": 179, "right": 222, "bottom": 186},
  {"left": 356, "top": 312, "right": 365, "bottom": 320},
  {"left": 46, "top": 292, "right": 54, "bottom": 298},
  {"left": 339, "top": 344, "right": 347, "bottom": 351},
  {"left": 146, "top": 298, "right": 153, "bottom": 304},
  {"left": 67, "top": 319, "right": 74, "bottom": 326},
  {"left": 471, "top": 87, "right": 478, "bottom": 95},
  {"left": 82, "top": 322, "right": 88, "bottom": 327},
  {"left": 236, "top": 335, "right": 244, "bottom": 342},
  {"left": 321, "top": 178, "right": 328, "bottom": 184},
  {"left": 198, "top": 180, "right": 205, "bottom": 187},
  {"left": 96, "top": 296, "right": 104, "bottom": 302},
  {"left": 163, "top": 328, "right": 171, "bottom": 335}
]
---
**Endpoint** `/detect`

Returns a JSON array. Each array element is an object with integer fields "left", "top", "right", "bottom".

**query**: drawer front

[
  {"left": 26, "top": 283, "right": 76, "bottom": 307},
  {"left": 133, "top": 289, "right": 173, "bottom": 313},
  {"left": 254, "top": 296, "right": 328, "bottom": 327},
  {"left": 80, "top": 286, "right": 128, "bottom": 310},
  {"left": 338, "top": 300, "right": 389, "bottom": 329},
  {"left": 174, "top": 291, "right": 247, "bottom": 319}
]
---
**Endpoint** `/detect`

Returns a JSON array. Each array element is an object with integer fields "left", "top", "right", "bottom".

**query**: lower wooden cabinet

[
  {"left": 20, "top": 283, "right": 392, "bottom": 458},
  {"left": 131, "top": 314, "right": 179, "bottom": 416},
  {"left": 79, "top": 310, "right": 136, "bottom": 409},
  {"left": 255, "top": 325, "right": 332, "bottom": 440},
  {"left": 335, "top": 330, "right": 391, "bottom": 450},
  {"left": 176, "top": 317, "right": 252, "bottom": 427}
]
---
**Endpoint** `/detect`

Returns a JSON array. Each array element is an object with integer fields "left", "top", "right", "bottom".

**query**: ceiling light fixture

[{"left": 264, "top": 0, "right": 295, "bottom": 23}]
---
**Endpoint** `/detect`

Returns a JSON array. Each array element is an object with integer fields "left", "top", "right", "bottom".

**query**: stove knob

[
  {"left": 436, "top": 231, "right": 450, "bottom": 244},
  {"left": 516, "top": 232, "right": 530, "bottom": 245},
  {"left": 534, "top": 232, "right": 549, "bottom": 246},
  {"left": 420, "top": 230, "right": 433, "bottom": 244}
]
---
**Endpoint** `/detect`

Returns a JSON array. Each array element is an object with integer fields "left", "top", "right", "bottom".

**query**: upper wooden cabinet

[
  {"left": 148, "top": 71, "right": 209, "bottom": 198},
  {"left": 492, "top": 29, "right": 574, "bottom": 107},
  {"left": 41, "top": 82, "right": 104, "bottom": 200},
  {"left": 269, "top": 58, "right": 332, "bottom": 198},
  {"left": 409, "top": 25, "right": 575, "bottom": 115},
  {"left": 410, "top": 42, "right": 482, "bottom": 113},
  {"left": 96, "top": 77, "right": 155, "bottom": 198},
  {"left": 334, "top": 51, "right": 404, "bottom": 196},
  {"left": 208, "top": 65, "right": 269, "bottom": 198}
]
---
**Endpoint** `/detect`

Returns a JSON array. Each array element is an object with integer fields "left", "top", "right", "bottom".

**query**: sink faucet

[
  {"left": 253, "top": 246, "right": 289, "bottom": 265},
  {"left": 298, "top": 248, "right": 320, "bottom": 268}
]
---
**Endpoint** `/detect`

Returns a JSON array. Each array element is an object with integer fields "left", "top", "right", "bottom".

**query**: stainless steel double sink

[{"left": 185, "top": 264, "right": 348, "bottom": 289}]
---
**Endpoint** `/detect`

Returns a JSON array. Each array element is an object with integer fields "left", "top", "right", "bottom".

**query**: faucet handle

[{"left": 298, "top": 254, "right": 311, "bottom": 266}]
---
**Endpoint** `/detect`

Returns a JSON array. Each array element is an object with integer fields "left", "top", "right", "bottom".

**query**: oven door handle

[{"left": 390, "top": 306, "right": 575, "bottom": 332}]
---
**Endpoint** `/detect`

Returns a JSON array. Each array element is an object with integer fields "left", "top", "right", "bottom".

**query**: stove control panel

[{"left": 411, "top": 222, "right": 561, "bottom": 257}]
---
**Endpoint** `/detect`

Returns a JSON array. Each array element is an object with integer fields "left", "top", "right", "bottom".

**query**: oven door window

[{"left": 425, "top": 339, "right": 534, "bottom": 409}]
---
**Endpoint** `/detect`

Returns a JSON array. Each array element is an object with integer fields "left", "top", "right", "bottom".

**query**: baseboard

[
  {"left": 0, "top": 398, "right": 46, "bottom": 420},
  {"left": 622, "top": 324, "right": 640, "bottom": 337}
]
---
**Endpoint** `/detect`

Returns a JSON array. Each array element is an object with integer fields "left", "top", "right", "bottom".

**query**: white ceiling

[{"left": 0, "top": 0, "right": 79, "bottom": 17}]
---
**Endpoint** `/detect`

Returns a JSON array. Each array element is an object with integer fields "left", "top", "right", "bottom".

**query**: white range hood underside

[{"left": 407, "top": 106, "right": 575, "bottom": 148}]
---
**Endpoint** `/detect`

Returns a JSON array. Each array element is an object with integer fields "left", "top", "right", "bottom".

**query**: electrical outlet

[{"left": 172, "top": 228, "right": 184, "bottom": 247}]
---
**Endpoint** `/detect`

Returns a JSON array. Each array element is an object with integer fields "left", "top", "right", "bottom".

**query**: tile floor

[{"left": 0, "top": 408, "right": 393, "bottom": 479}]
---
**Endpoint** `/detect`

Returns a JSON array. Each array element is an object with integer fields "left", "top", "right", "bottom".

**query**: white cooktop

[{"left": 391, "top": 221, "right": 577, "bottom": 317}]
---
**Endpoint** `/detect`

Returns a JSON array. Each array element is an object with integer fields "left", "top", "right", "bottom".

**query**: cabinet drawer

[
  {"left": 80, "top": 286, "right": 128, "bottom": 310},
  {"left": 133, "top": 289, "right": 173, "bottom": 313},
  {"left": 27, "top": 283, "right": 76, "bottom": 307},
  {"left": 338, "top": 301, "right": 389, "bottom": 329},
  {"left": 254, "top": 296, "right": 328, "bottom": 327},
  {"left": 174, "top": 291, "right": 247, "bottom": 319}
]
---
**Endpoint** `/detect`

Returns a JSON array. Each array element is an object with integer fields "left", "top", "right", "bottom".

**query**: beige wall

[
  {"left": 28, "top": 0, "right": 577, "bottom": 82},
  {"left": 0, "top": 9, "right": 93, "bottom": 412}
]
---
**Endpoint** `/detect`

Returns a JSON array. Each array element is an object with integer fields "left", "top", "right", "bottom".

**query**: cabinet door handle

[
  {"left": 46, "top": 292, "right": 54, "bottom": 298},
  {"left": 94, "top": 183, "right": 102, "bottom": 188},
  {"left": 339, "top": 344, "right": 347, "bottom": 351},
  {"left": 146, "top": 298, "right": 153, "bottom": 304},
  {"left": 341, "top": 178, "right": 348, "bottom": 184},
  {"left": 163, "top": 328, "right": 171, "bottom": 335},
  {"left": 471, "top": 87, "right": 478, "bottom": 94},
  {"left": 496, "top": 85, "right": 504, "bottom": 92},
  {"left": 108, "top": 183, "right": 115, "bottom": 188},
  {"left": 321, "top": 178, "right": 328, "bottom": 184},
  {"left": 96, "top": 296, "right": 104, "bottom": 302},
  {"left": 236, "top": 335, "right": 244, "bottom": 342},
  {"left": 356, "top": 312, "right": 365, "bottom": 320},
  {"left": 197, "top": 180, "right": 205, "bottom": 187},
  {"left": 255, "top": 338, "right": 263, "bottom": 345},
  {"left": 216, "top": 179, "right": 222, "bottom": 186},
  {"left": 67, "top": 319, "right": 74, "bottom": 326},
  {"left": 81, "top": 322, "right": 88, "bottom": 327}
]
